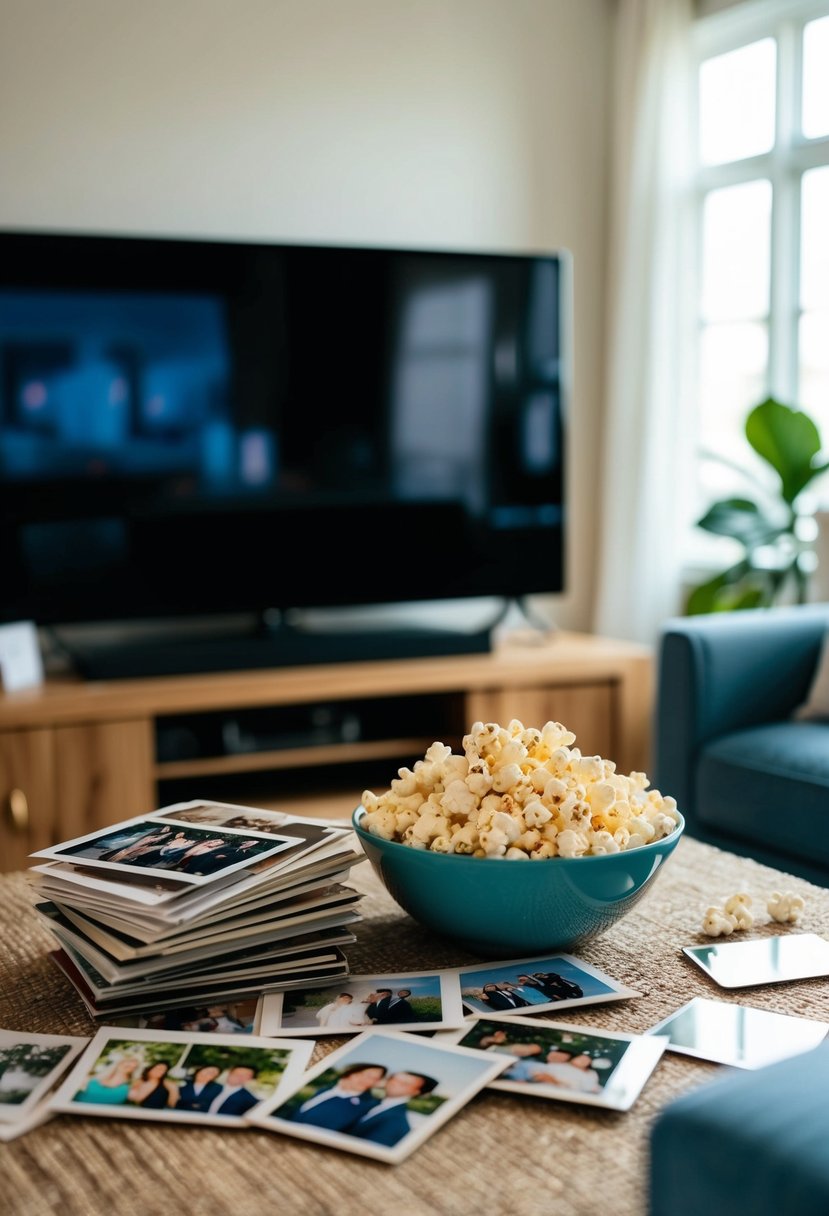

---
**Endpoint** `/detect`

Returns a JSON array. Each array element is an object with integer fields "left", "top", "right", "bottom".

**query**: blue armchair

[
  {"left": 650, "top": 1042, "right": 829, "bottom": 1216},
  {"left": 652, "top": 603, "right": 829, "bottom": 887}
]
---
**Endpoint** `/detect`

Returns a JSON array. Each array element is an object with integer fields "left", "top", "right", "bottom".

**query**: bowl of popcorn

[{"left": 352, "top": 719, "right": 684, "bottom": 957}]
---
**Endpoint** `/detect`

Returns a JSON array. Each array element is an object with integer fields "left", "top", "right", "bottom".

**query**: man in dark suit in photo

[
  {"left": 204, "top": 1064, "right": 261, "bottom": 1116},
  {"left": 286, "top": 1062, "right": 387, "bottom": 1130},
  {"left": 176, "top": 1064, "right": 223, "bottom": 1112},
  {"left": 365, "top": 988, "right": 416, "bottom": 1024},
  {"left": 532, "top": 971, "right": 584, "bottom": 1000},
  {"left": 350, "top": 1071, "right": 438, "bottom": 1147},
  {"left": 478, "top": 983, "right": 531, "bottom": 1011},
  {"left": 365, "top": 989, "right": 393, "bottom": 1022},
  {"left": 371, "top": 988, "right": 415, "bottom": 1024}
]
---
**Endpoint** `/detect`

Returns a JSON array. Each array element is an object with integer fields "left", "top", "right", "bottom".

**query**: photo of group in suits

[
  {"left": 458, "top": 953, "right": 638, "bottom": 1017},
  {"left": 259, "top": 970, "right": 465, "bottom": 1036},
  {"left": 33, "top": 814, "right": 298, "bottom": 885},
  {"left": 247, "top": 1029, "right": 511, "bottom": 1163}
]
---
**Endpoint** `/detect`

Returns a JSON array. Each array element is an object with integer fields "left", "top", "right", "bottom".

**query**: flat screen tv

[{"left": 0, "top": 229, "right": 568, "bottom": 676}]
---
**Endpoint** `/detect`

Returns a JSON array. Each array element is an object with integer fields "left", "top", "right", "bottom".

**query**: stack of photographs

[{"left": 26, "top": 800, "right": 365, "bottom": 1020}]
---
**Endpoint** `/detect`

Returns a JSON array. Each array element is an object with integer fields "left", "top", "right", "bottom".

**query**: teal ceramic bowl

[{"left": 352, "top": 807, "right": 685, "bottom": 957}]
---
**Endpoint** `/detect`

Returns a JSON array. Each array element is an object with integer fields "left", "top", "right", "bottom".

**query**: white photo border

[
  {"left": 31, "top": 814, "right": 300, "bottom": 886},
  {"left": 438, "top": 1014, "right": 668, "bottom": 1112},
  {"left": 455, "top": 951, "right": 639, "bottom": 1017},
  {"left": 49, "top": 1026, "right": 314, "bottom": 1127},
  {"left": 258, "top": 969, "right": 465, "bottom": 1037},
  {"left": 0, "top": 1030, "right": 89, "bottom": 1126},
  {"left": 247, "top": 1028, "right": 511, "bottom": 1164}
]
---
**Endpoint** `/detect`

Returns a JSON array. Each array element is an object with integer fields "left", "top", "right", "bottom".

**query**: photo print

[
  {"left": 0, "top": 1029, "right": 89, "bottom": 1141},
  {"left": 50, "top": 1027, "right": 313, "bottom": 1127},
  {"left": 258, "top": 970, "right": 465, "bottom": 1036},
  {"left": 159, "top": 801, "right": 331, "bottom": 842},
  {"left": 441, "top": 1015, "right": 668, "bottom": 1111},
  {"left": 248, "top": 1028, "right": 511, "bottom": 1164},
  {"left": 31, "top": 813, "right": 299, "bottom": 886},
  {"left": 457, "top": 953, "right": 638, "bottom": 1017},
  {"left": 111, "top": 999, "right": 260, "bottom": 1035}
]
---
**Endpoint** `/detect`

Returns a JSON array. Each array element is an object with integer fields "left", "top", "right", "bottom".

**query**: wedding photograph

[
  {"left": 50, "top": 1027, "right": 314, "bottom": 1127},
  {"left": 247, "top": 1029, "right": 511, "bottom": 1163},
  {"left": 258, "top": 971, "right": 465, "bottom": 1036}
]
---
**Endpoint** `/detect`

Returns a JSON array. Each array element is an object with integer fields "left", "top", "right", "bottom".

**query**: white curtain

[{"left": 593, "top": 0, "right": 696, "bottom": 645}]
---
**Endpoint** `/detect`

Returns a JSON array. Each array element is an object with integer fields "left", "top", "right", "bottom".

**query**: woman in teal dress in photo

[{"left": 75, "top": 1056, "right": 140, "bottom": 1105}]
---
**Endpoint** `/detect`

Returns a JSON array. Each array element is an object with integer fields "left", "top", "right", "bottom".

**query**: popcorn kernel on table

[{"left": 361, "top": 718, "right": 681, "bottom": 858}]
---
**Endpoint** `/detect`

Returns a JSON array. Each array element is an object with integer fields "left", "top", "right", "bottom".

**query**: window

[{"left": 686, "top": 0, "right": 829, "bottom": 569}]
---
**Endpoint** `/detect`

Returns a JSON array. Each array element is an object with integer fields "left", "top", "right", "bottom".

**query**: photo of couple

[
  {"left": 52, "top": 1029, "right": 313, "bottom": 1126},
  {"left": 283, "top": 1061, "right": 438, "bottom": 1144},
  {"left": 38, "top": 816, "right": 293, "bottom": 883},
  {"left": 260, "top": 971, "right": 464, "bottom": 1036},
  {"left": 250, "top": 1029, "right": 511, "bottom": 1163}
]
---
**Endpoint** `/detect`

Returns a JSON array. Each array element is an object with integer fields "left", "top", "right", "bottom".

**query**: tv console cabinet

[{"left": 0, "top": 631, "right": 652, "bottom": 873}]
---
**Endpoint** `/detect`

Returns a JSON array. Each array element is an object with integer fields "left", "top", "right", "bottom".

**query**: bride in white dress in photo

[
  {"left": 314, "top": 992, "right": 370, "bottom": 1029},
  {"left": 345, "top": 987, "right": 376, "bottom": 1026}
]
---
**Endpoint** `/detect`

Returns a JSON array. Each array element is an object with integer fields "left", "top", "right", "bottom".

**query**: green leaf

[
  {"left": 685, "top": 561, "right": 749, "bottom": 615},
  {"left": 715, "top": 583, "right": 769, "bottom": 611},
  {"left": 745, "top": 397, "right": 825, "bottom": 505},
  {"left": 696, "top": 497, "right": 782, "bottom": 549},
  {"left": 684, "top": 553, "right": 785, "bottom": 614}
]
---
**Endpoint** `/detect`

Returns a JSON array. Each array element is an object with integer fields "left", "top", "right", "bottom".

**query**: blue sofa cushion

[
  {"left": 650, "top": 1043, "right": 829, "bottom": 1216},
  {"left": 697, "top": 722, "right": 829, "bottom": 867}
]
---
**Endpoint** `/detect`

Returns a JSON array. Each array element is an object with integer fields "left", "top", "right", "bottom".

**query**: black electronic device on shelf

[{"left": 0, "top": 229, "right": 569, "bottom": 678}]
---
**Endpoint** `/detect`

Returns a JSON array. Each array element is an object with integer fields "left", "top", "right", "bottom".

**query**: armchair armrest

[{"left": 652, "top": 604, "right": 829, "bottom": 830}]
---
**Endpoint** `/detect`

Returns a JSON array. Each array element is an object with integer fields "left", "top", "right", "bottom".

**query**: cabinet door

[
  {"left": 465, "top": 683, "right": 615, "bottom": 764},
  {"left": 0, "top": 728, "right": 55, "bottom": 872},
  {"left": 53, "top": 719, "right": 155, "bottom": 841}
]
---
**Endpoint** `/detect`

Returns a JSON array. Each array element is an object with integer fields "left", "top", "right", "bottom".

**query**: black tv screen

[{"left": 0, "top": 230, "right": 567, "bottom": 628}]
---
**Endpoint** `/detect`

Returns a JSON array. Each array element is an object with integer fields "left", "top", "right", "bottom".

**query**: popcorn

[
  {"left": 724, "top": 892, "right": 754, "bottom": 931},
  {"left": 767, "top": 890, "right": 805, "bottom": 924},
  {"left": 702, "top": 906, "right": 736, "bottom": 937},
  {"left": 360, "top": 719, "right": 681, "bottom": 859}
]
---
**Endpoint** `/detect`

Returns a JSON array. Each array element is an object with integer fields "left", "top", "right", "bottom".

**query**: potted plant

[{"left": 686, "top": 396, "right": 829, "bottom": 614}]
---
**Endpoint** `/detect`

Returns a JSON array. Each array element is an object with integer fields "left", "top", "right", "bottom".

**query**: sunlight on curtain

[{"left": 593, "top": 0, "right": 695, "bottom": 645}]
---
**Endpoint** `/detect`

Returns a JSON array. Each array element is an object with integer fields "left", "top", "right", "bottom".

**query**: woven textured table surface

[{"left": 2, "top": 835, "right": 828, "bottom": 1216}]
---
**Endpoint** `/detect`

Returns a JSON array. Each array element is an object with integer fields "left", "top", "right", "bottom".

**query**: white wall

[{"left": 0, "top": 0, "right": 613, "bottom": 633}]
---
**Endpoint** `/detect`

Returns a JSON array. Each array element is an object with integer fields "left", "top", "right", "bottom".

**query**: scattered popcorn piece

[
  {"left": 702, "top": 906, "right": 737, "bottom": 937},
  {"left": 359, "top": 719, "right": 681, "bottom": 859},
  {"left": 724, "top": 892, "right": 754, "bottom": 931},
  {"left": 767, "top": 890, "right": 805, "bottom": 924}
]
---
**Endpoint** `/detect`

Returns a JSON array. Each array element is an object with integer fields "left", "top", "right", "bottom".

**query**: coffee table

[{"left": 1, "top": 835, "right": 827, "bottom": 1216}]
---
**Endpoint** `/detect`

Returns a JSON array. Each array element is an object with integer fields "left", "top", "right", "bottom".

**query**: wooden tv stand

[{"left": 0, "top": 631, "right": 652, "bottom": 873}]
